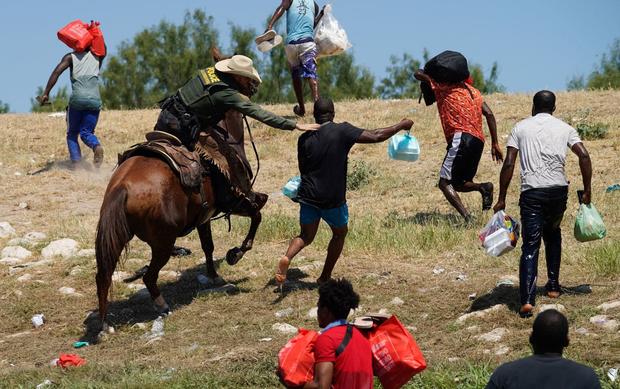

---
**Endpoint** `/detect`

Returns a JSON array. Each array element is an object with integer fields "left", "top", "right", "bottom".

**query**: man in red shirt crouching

[{"left": 303, "top": 278, "right": 373, "bottom": 389}]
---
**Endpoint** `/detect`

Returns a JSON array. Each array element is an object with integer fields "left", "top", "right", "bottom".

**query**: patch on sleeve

[{"left": 199, "top": 67, "right": 221, "bottom": 85}]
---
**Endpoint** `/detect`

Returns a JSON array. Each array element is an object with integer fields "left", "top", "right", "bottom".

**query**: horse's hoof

[{"left": 226, "top": 247, "right": 244, "bottom": 266}]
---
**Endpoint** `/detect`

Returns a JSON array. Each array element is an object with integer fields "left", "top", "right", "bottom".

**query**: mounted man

[{"left": 153, "top": 54, "right": 318, "bottom": 215}]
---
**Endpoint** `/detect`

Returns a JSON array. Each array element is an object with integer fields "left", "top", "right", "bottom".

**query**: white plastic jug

[
  {"left": 388, "top": 132, "right": 420, "bottom": 162},
  {"left": 483, "top": 229, "right": 514, "bottom": 257},
  {"left": 282, "top": 176, "right": 301, "bottom": 200}
]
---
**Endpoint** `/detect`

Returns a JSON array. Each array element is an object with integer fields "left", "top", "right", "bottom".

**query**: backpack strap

[{"left": 335, "top": 324, "right": 353, "bottom": 357}]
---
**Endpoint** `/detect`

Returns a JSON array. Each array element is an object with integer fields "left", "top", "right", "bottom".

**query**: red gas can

[{"left": 57, "top": 20, "right": 93, "bottom": 52}]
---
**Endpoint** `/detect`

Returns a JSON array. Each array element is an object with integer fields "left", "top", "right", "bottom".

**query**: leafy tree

[
  {"left": 0, "top": 100, "right": 9, "bottom": 114},
  {"left": 317, "top": 53, "right": 376, "bottom": 101},
  {"left": 101, "top": 10, "right": 219, "bottom": 109},
  {"left": 470, "top": 62, "right": 505, "bottom": 94},
  {"left": 587, "top": 38, "right": 620, "bottom": 89},
  {"left": 567, "top": 38, "right": 620, "bottom": 90},
  {"left": 31, "top": 86, "right": 69, "bottom": 113},
  {"left": 377, "top": 53, "right": 421, "bottom": 99}
]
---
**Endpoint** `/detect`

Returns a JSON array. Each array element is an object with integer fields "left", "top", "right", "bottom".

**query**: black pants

[{"left": 519, "top": 187, "right": 568, "bottom": 306}]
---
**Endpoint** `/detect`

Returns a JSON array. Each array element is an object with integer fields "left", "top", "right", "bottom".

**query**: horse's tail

[{"left": 95, "top": 185, "right": 132, "bottom": 322}]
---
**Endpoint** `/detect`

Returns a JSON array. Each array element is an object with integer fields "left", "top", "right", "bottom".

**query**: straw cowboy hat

[{"left": 215, "top": 55, "right": 262, "bottom": 84}]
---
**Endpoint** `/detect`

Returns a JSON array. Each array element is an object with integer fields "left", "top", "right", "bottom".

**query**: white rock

[
  {"left": 537, "top": 304, "right": 566, "bottom": 314},
  {"left": 307, "top": 307, "right": 318, "bottom": 319},
  {"left": 495, "top": 345, "right": 510, "bottom": 355},
  {"left": 24, "top": 231, "right": 46, "bottom": 242},
  {"left": 456, "top": 274, "right": 467, "bottom": 281},
  {"left": 456, "top": 304, "right": 504, "bottom": 323},
  {"left": 69, "top": 267, "right": 82, "bottom": 276},
  {"left": 575, "top": 327, "right": 589, "bottom": 335},
  {"left": 589, "top": 315, "right": 620, "bottom": 331},
  {"left": 112, "top": 271, "right": 130, "bottom": 282},
  {"left": 17, "top": 273, "right": 32, "bottom": 282},
  {"left": 466, "top": 325, "right": 480, "bottom": 333},
  {"left": 18, "top": 202, "right": 28, "bottom": 210},
  {"left": 432, "top": 267, "right": 446, "bottom": 275},
  {"left": 448, "top": 357, "right": 460, "bottom": 362},
  {"left": 0, "top": 257, "right": 23, "bottom": 266},
  {"left": 8, "top": 238, "right": 31, "bottom": 246},
  {"left": 35, "top": 379, "right": 53, "bottom": 389},
  {"left": 0, "top": 222, "right": 16, "bottom": 238},
  {"left": 597, "top": 301, "right": 620, "bottom": 312},
  {"left": 468, "top": 293, "right": 477, "bottom": 300},
  {"left": 41, "top": 239, "right": 79, "bottom": 259},
  {"left": 58, "top": 286, "right": 82, "bottom": 297},
  {"left": 406, "top": 325, "right": 417, "bottom": 332},
  {"left": 275, "top": 308, "right": 295, "bottom": 318},
  {"left": 390, "top": 297, "right": 405, "bottom": 306},
  {"left": 608, "top": 368, "right": 618, "bottom": 382},
  {"left": 477, "top": 328, "right": 509, "bottom": 343},
  {"left": 77, "top": 249, "right": 95, "bottom": 257},
  {"left": 272, "top": 323, "right": 298, "bottom": 334},
  {"left": 1, "top": 246, "right": 32, "bottom": 260},
  {"left": 259, "top": 337, "right": 273, "bottom": 342}
]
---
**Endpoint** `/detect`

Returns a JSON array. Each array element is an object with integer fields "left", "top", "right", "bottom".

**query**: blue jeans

[
  {"left": 519, "top": 187, "right": 568, "bottom": 306},
  {"left": 300, "top": 203, "right": 349, "bottom": 228},
  {"left": 67, "top": 108, "right": 101, "bottom": 161}
]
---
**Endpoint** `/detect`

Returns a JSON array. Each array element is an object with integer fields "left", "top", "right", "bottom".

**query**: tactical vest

[{"left": 177, "top": 67, "right": 226, "bottom": 126}]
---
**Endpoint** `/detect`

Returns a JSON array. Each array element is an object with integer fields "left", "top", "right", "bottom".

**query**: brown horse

[{"left": 95, "top": 51, "right": 265, "bottom": 332}]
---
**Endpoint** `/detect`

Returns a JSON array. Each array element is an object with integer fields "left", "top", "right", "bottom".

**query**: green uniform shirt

[{"left": 179, "top": 68, "right": 296, "bottom": 131}]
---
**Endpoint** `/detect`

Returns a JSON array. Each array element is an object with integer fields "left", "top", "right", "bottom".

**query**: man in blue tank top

[{"left": 267, "top": 0, "right": 324, "bottom": 117}]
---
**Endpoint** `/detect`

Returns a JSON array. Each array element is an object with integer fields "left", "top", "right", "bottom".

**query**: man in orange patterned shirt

[{"left": 415, "top": 70, "right": 503, "bottom": 221}]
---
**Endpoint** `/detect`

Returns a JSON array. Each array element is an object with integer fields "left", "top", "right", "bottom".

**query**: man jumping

[{"left": 415, "top": 70, "right": 503, "bottom": 221}]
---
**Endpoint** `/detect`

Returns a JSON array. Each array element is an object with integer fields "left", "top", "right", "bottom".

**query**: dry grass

[{"left": 0, "top": 91, "right": 619, "bottom": 388}]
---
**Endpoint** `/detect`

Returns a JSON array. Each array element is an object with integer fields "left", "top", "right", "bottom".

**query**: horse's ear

[{"left": 211, "top": 46, "right": 223, "bottom": 63}]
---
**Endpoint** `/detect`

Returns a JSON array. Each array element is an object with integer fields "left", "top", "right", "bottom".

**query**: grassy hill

[{"left": 0, "top": 91, "right": 618, "bottom": 388}]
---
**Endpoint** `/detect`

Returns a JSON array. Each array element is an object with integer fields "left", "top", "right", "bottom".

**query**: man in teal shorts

[{"left": 275, "top": 98, "right": 413, "bottom": 285}]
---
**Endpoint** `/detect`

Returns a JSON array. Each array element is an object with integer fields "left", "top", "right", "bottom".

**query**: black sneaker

[{"left": 481, "top": 182, "right": 494, "bottom": 211}]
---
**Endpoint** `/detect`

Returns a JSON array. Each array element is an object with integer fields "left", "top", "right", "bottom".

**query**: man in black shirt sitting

[
  {"left": 275, "top": 98, "right": 413, "bottom": 285},
  {"left": 486, "top": 309, "right": 600, "bottom": 389}
]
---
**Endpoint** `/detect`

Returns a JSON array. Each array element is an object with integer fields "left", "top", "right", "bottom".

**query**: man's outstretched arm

[
  {"left": 37, "top": 54, "right": 71, "bottom": 104},
  {"left": 571, "top": 142, "right": 592, "bottom": 204},
  {"left": 266, "top": 0, "right": 292, "bottom": 31},
  {"left": 493, "top": 146, "right": 518, "bottom": 212},
  {"left": 482, "top": 102, "right": 504, "bottom": 163},
  {"left": 356, "top": 119, "right": 413, "bottom": 144}
]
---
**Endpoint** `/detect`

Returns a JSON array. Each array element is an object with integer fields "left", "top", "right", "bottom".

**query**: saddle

[{"left": 118, "top": 131, "right": 205, "bottom": 189}]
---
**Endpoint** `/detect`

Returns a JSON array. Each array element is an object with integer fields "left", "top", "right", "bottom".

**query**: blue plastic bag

[
  {"left": 574, "top": 203, "right": 606, "bottom": 242},
  {"left": 388, "top": 132, "right": 420, "bottom": 162},
  {"left": 282, "top": 176, "right": 301, "bottom": 200}
]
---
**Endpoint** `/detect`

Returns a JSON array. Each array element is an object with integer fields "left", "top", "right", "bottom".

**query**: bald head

[
  {"left": 529, "top": 309, "right": 569, "bottom": 354},
  {"left": 532, "top": 90, "right": 556, "bottom": 115},
  {"left": 314, "top": 97, "right": 335, "bottom": 124}
]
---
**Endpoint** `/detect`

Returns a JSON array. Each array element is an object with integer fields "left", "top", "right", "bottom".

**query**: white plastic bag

[
  {"left": 314, "top": 4, "right": 352, "bottom": 58},
  {"left": 479, "top": 211, "right": 520, "bottom": 257}
]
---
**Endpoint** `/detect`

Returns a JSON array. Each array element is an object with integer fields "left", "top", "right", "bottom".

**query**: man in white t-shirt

[{"left": 493, "top": 91, "right": 592, "bottom": 318}]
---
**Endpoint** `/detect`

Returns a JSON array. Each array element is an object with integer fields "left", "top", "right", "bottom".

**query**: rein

[{"left": 209, "top": 115, "right": 261, "bottom": 228}]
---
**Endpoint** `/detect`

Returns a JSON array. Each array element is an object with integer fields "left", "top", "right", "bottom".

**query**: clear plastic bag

[
  {"left": 479, "top": 211, "right": 520, "bottom": 257},
  {"left": 314, "top": 4, "right": 352, "bottom": 58},
  {"left": 574, "top": 203, "right": 606, "bottom": 242}
]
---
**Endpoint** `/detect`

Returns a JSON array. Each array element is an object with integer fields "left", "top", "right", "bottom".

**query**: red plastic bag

[
  {"left": 366, "top": 315, "right": 426, "bottom": 389},
  {"left": 57, "top": 20, "right": 93, "bottom": 52},
  {"left": 57, "top": 353, "right": 87, "bottom": 368},
  {"left": 88, "top": 21, "right": 106, "bottom": 57},
  {"left": 278, "top": 328, "right": 318, "bottom": 387}
]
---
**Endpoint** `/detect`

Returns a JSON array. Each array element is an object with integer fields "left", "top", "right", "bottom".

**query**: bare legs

[
  {"left": 292, "top": 74, "right": 320, "bottom": 117},
  {"left": 276, "top": 221, "right": 347, "bottom": 284},
  {"left": 438, "top": 178, "right": 494, "bottom": 220}
]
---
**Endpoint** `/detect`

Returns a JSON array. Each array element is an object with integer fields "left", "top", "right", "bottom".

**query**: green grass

[{"left": 587, "top": 240, "right": 620, "bottom": 277}]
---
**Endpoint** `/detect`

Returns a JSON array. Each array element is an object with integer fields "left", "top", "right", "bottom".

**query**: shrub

[
  {"left": 564, "top": 109, "right": 609, "bottom": 140},
  {"left": 347, "top": 160, "right": 377, "bottom": 191}
]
